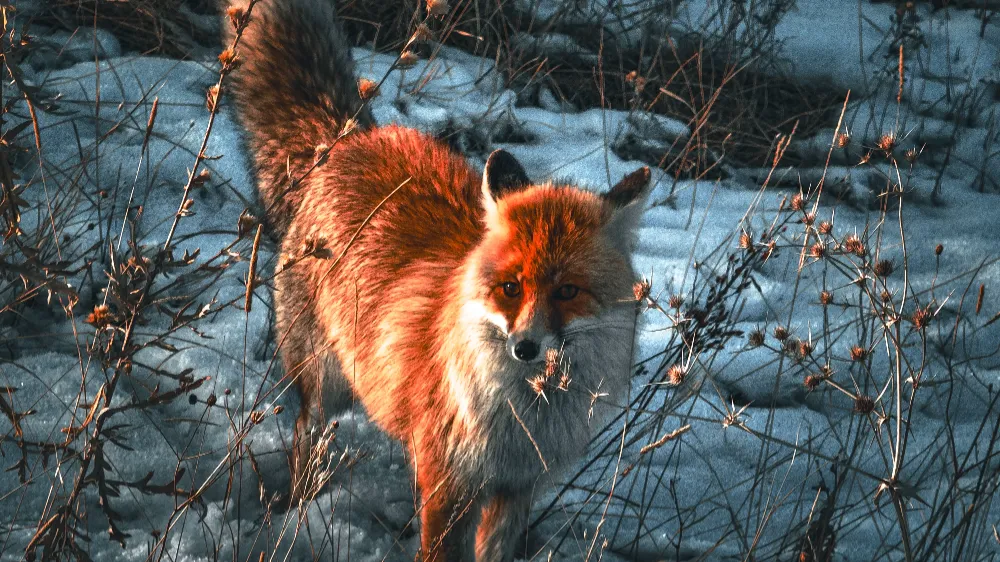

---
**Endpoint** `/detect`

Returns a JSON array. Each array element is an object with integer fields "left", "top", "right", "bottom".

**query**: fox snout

[{"left": 505, "top": 305, "right": 560, "bottom": 363}]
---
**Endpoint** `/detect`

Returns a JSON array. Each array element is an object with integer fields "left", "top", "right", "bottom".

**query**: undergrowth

[{"left": 3, "top": 1, "right": 1000, "bottom": 562}]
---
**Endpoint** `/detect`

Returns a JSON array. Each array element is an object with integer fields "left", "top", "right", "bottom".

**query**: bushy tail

[{"left": 225, "top": 0, "right": 373, "bottom": 236}]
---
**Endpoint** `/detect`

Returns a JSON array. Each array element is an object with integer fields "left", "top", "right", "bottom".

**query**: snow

[{"left": 4, "top": 2, "right": 1000, "bottom": 561}]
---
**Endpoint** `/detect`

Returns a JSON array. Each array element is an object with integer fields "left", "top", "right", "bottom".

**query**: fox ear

[
  {"left": 482, "top": 149, "right": 530, "bottom": 212},
  {"left": 604, "top": 166, "right": 652, "bottom": 251}
]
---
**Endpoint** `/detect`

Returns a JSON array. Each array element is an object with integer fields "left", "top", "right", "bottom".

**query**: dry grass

[{"left": 4, "top": 1, "right": 1000, "bottom": 562}]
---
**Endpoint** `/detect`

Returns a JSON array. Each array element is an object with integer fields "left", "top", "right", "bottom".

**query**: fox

[{"left": 226, "top": 0, "right": 650, "bottom": 560}]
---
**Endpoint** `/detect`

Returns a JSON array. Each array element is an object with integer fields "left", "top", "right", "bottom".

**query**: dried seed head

[
  {"left": 302, "top": 235, "right": 328, "bottom": 256},
  {"left": 544, "top": 348, "right": 560, "bottom": 379},
  {"left": 666, "top": 364, "right": 687, "bottom": 386},
  {"left": 804, "top": 374, "right": 822, "bottom": 391},
  {"left": 314, "top": 143, "right": 330, "bottom": 165},
  {"left": 935, "top": 243, "right": 944, "bottom": 256},
  {"left": 791, "top": 193, "right": 806, "bottom": 212},
  {"left": 842, "top": 234, "right": 866, "bottom": 257},
  {"left": 633, "top": 279, "right": 652, "bottom": 303},
  {"left": 859, "top": 151, "right": 872, "bottom": 165},
  {"left": 358, "top": 78, "right": 380, "bottom": 101},
  {"left": 835, "top": 131, "right": 851, "bottom": 148},
  {"left": 799, "top": 340, "right": 814, "bottom": 357},
  {"left": 249, "top": 411, "right": 265, "bottom": 425},
  {"left": 668, "top": 294, "right": 685, "bottom": 309},
  {"left": 854, "top": 395, "right": 876, "bottom": 414},
  {"left": 810, "top": 242, "right": 826, "bottom": 259},
  {"left": 273, "top": 405, "right": 285, "bottom": 415},
  {"left": 206, "top": 84, "right": 221, "bottom": 112},
  {"left": 873, "top": 259, "right": 894, "bottom": 278},
  {"left": 876, "top": 132, "right": 897, "bottom": 154},
  {"left": 527, "top": 374, "right": 548, "bottom": 397},
  {"left": 557, "top": 373, "right": 572, "bottom": 391},
  {"left": 819, "top": 290, "right": 834, "bottom": 306},
  {"left": 763, "top": 239, "right": 778, "bottom": 260},
  {"left": 911, "top": 305, "right": 933, "bottom": 330},
  {"left": 818, "top": 221, "right": 833, "bottom": 235},
  {"left": 412, "top": 23, "right": 434, "bottom": 42},
  {"left": 739, "top": 230, "right": 754, "bottom": 251},
  {"left": 773, "top": 325, "right": 790, "bottom": 341},
  {"left": 880, "top": 289, "right": 892, "bottom": 303},
  {"left": 802, "top": 212, "right": 816, "bottom": 226},
  {"left": 340, "top": 118, "right": 359, "bottom": 137},
  {"left": 904, "top": 147, "right": 919, "bottom": 163},
  {"left": 226, "top": 6, "right": 244, "bottom": 29},
  {"left": 849, "top": 345, "right": 867, "bottom": 362},
  {"left": 397, "top": 50, "right": 419, "bottom": 69},
  {"left": 206, "top": 394, "right": 217, "bottom": 406},
  {"left": 748, "top": 330, "right": 765, "bottom": 347},
  {"left": 218, "top": 48, "right": 239, "bottom": 71},
  {"left": 87, "top": 304, "right": 113, "bottom": 328},
  {"left": 426, "top": 0, "right": 450, "bottom": 16}
]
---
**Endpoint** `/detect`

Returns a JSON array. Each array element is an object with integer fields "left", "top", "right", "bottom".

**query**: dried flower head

[
  {"left": 314, "top": 143, "right": 330, "bottom": 165},
  {"left": 668, "top": 294, "right": 685, "bottom": 309},
  {"left": 773, "top": 325, "right": 790, "bottom": 341},
  {"left": 818, "top": 221, "right": 833, "bottom": 235},
  {"left": 218, "top": 48, "right": 240, "bottom": 71},
  {"left": 340, "top": 118, "right": 359, "bottom": 137},
  {"left": 666, "top": 364, "right": 687, "bottom": 386},
  {"left": 249, "top": 411, "right": 266, "bottom": 425},
  {"left": 206, "top": 394, "right": 218, "bottom": 407},
  {"left": 556, "top": 372, "right": 571, "bottom": 391},
  {"left": 810, "top": 242, "right": 826, "bottom": 259},
  {"left": 799, "top": 340, "right": 814, "bottom": 357},
  {"left": 358, "top": 78, "right": 380, "bottom": 101},
  {"left": 804, "top": 374, "right": 822, "bottom": 391},
  {"left": 426, "top": 0, "right": 450, "bottom": 16},
  {"left": 935, "top": 243, "right": 944, "bottom": 256},
  {"left": 791, "top": 193, "right": 806, "bottom": 212},
  {"left": 527, "top": 374, "right": 548, "bottom": 400},
  {"left": 206, "top": 84, "right": 221, "bottom": 112},
  {"left": 748, "top": 330, "right": 765, "bottom": 347},
  {"left": 911, "top": 305, "right": 933, "bottom": 330},
  {"left": 849, "top": 345, "right": 867, "bottom": 362},
  {"left": 739, "top": 230, "right": 754, "bottom": 251},
  {"left": 87, "top": 305, "right": 114, "bottom": 328},
  {"left": 880, "top": 289, "right": 892, "bottom": 303},
  {"left": 783, "top": 337, "right": 800, "bottom": 355},
  {"left": 226, "top": 6, "right": 245, "bottom": 29},
  {"left": 802, "top": 212, "right": 816, "bottom": 227},
  {"left": 544, "top": 348, "right": 560, "bottom": 379},
  {"left": 412, "top": 23, "right": 434, "bottom": 42},
  {"left": 904, "top": 147, "right": 919, "bottom": 163},
  {"left": 873, "top": 259, "right": 894, "bottom": 278},
  {"left": 835, "top": 131, "right": 851, "bottom": 148},
  {"left": 396, "top": 50, "right": 419, "bottom": 69},
  {"left": 819, "top": 290, "right": 834, "bottom": 306},
  {"left": 854, "top": 395, "right": 876, "bottom": 414},
  {"left": 633, "top": 279, "right": 652, "bottom": 303},
  {"left": 876, "top": 132, "right": 897, "bottom": 154},
  {"left": 273, "top": 405, "right": 285, "bottom": 415},
  {"left": 842, "top": 234, "right": 866, "bottom": 257}
]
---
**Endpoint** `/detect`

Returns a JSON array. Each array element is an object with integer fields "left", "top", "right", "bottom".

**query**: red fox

[{"left": 228, "top": 0, "right": 650, "bottom": 560}]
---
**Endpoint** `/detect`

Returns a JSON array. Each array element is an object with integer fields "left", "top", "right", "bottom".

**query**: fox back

[{"left": 227, "top": 1, "right": 650, "bottom": 560}]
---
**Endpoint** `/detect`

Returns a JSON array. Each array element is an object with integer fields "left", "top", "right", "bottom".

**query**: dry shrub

[{"left": 29, "top": 0, "right": 219, "bottom": 57}]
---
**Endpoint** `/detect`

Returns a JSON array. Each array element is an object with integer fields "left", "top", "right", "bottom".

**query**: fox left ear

[
  {"left": 604, "top": 166, "right": 652, "bottom": 251},
  {"left": 481, "top": 149, "right": 530, "bottom": 219}
]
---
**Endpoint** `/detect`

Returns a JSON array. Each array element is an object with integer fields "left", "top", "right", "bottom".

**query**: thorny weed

[{"left": 4, "top": 1, "right": 1000, "bottom": 562}]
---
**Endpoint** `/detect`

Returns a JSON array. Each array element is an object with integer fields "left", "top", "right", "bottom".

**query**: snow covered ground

[{"left": 3, "top": 1, "right": 1000, "bottom": 561}]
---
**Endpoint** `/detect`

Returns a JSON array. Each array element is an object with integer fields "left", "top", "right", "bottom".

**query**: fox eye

[
  {"left": 554, "top": 284, "right": 579, "bottom": 300},
  {"left": 501, "top": 282, "right": 521, "bottom": 297}
]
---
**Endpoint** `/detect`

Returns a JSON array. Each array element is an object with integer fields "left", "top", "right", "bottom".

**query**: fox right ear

[{"left": 482, "top": 149, "right": 530, "bottom": 206}]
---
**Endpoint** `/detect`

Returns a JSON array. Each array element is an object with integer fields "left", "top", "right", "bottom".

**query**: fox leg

[
  {"left": 276, "top": 272, "right": 351, "bottom": 502},
  {"left": 416, "top": 458, "right": 479, "bottom": 562},
  {"left": 476, "top": 493, "right": 532, "bottom": 562}
]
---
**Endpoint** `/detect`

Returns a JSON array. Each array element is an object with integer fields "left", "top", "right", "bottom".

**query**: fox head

[{"left": 467, "top": 149, "right": 650, "bottom": 367}]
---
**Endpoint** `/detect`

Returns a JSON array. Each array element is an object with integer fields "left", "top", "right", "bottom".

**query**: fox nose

[{"left": 512, "top": 340, "right": 540, "bottom": 362}]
